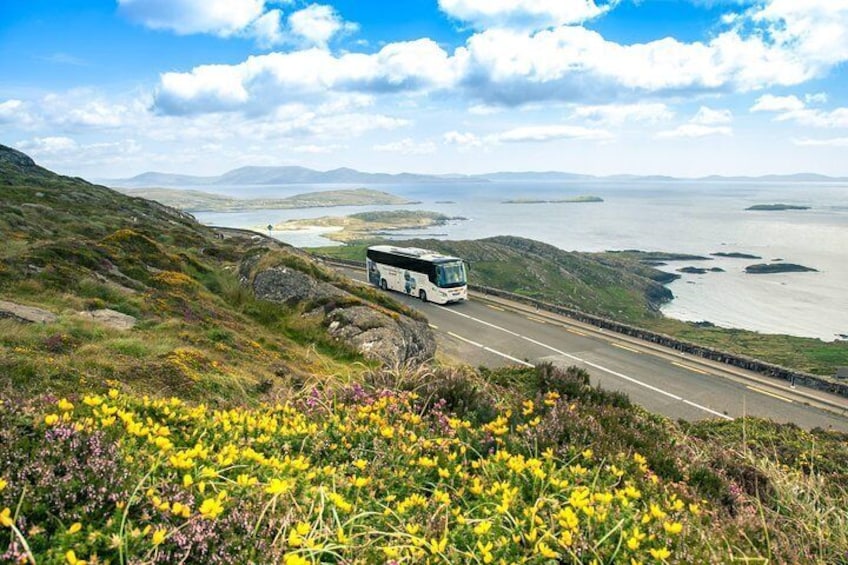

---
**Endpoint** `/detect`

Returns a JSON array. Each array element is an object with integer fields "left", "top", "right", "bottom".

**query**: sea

[{"left": 192, "top": 180, "right": 848, "bottom": 342}]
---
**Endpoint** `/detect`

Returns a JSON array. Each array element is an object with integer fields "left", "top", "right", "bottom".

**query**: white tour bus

[{"left": 366, "top": 245, "right": 468, "bottom": 304}]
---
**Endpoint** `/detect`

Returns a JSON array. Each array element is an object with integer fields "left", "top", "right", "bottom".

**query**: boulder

[
  {"left": 252, "top": 267, "right": 345, "bottom": 304},
  {"left": 0, "top": 300, "right": 58, "bottom": 324},
  {"left": 246, "top": 256, "right": 435, "bottom": 367},
  {"left": 76, "top": 309, "right": 137, "bottom": 330},
  {"left": 326, "top": 305, "right": 436, "bottom": 367}
]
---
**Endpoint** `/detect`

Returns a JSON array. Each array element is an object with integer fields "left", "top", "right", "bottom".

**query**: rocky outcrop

[
  {"left": 0, "top": 300, "right": 58, "bottom": 324},
  {"left": 244, "top": 254, "right": 435, "bottom": 367},
  {"left": 325, "top": 305, "right": 435, "bottom": 367},
  {"left": 252, "top": 266, "right": 346, "bottom": 305},
  {"left": 76, "top": 309, "right": 137, "bottom": 330}
]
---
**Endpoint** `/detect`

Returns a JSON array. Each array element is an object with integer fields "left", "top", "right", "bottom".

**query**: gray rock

[
  {"left": 76, "top": 309, "right": 137, "bottom": 330},
  {"left": 325, "top": 305, "right": 435, "bottom": 367},
  {"left": 252, "top": 267, "right": 345, "bottom": 304},
  {"left": 247, "top": 259, "right": 435, "bottom": 367},
  {"left": 0, "top": 300, "right": 58, "bottom": 324}
]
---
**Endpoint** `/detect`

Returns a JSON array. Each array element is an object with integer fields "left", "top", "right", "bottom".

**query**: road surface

[{"left": 334, "top": 265, "right": 848, "bottom": 431}]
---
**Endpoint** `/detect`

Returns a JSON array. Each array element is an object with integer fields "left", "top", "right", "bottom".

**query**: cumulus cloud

[
  {"left": 117, "top": 0, "right": 268, "bottom": 37},
  {"left": 437, "top": 0, "right": 615, "bottom": 31},
  {"left": 0, "top": 100, "right": 32, "bottom": 125},
  {"left": 117, "top": 1, "right": 358, "bottom": 48},
  {"left": 149, "top": 2, "right": 848, "bottom": 114},
  {"left": 751, "top": 94, "right": 848, "bottom": 127},
  {"left": 153, "top": 39, "right": 461, "bottom": 115},
  {"left": 750, "top": 94, "right": 805, "bottom": 112},
  {"left": 288, "top": 4, "right": 357, "bottom": 48}
]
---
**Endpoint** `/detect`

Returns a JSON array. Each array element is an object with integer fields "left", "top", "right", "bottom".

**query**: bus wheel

[
  {"left": 380, "top": 279, "right": 387, "bottom": 291},
  {"left": 419, "top": 290, "right": 427, "bottom": 302}
]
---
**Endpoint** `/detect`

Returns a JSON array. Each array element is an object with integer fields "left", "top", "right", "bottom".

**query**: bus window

[{"left": 436, "top": 262, "right": 467, "bottom": 288}]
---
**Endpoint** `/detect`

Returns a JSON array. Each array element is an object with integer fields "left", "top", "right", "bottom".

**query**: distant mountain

[
  {"left": 697, "top": 173, "right": 848, "bottom": 182},
  {"left": 474, "top": 171, "right": 592, "bottom": 181},
  {"left": 106, "top": 166, "right": 485, "bottom": 187},
  {"left": 104, "top": 166, "right": 848, "bottom": 188}
]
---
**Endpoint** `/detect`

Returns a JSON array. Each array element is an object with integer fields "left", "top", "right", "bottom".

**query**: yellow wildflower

[
  {"left": 0, "top": 479, "right": 6, "bottom": 492},
  {"left": 0, "top": 508, "right": 13, "bottom": 528},
  {"left": 44, "top": 414, "right": 60, "bottom": 426},
  {"left": 473, "top": 521, "right": 492, "bottom": 536},
  {"left": 65, "top": 551, "right": 87, "bottom": 565},
  {"left": 688, "top": 503, "right": 701, "bottom": 515},
  {"left": 198, "top": 498, "right": 224, "bottom": 519},
  {"left": 265, "top": 478, "right": 293, "bottom": 495},
  {"left": 537, "top": 541, "right": 560, "bottom": 559},
  {"left": 58, "top": 399, "right": 74, "bottom": 412},
  {"left": 649, "top": 547, "right": 671, "bottom": 561},
  {"left": 283, "top": 554, "right": 309, "bottom": 565},
  {"left": 152, "top": 528, "right": 167, "bottom": 546},
  {"left": 663, "top": 521, "right": 683, "bottom": 535},
  {"left": 68, "top": 522, "right": 82, "bottom": 534}
]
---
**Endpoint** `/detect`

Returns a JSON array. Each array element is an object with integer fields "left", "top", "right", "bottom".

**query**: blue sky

[{"left": 2, "top": 0, "right": 848, "bottom": 178}]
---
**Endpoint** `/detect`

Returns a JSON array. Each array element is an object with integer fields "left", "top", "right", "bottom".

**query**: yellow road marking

[
  {"left": 612, "top": 343, "right": 641, "bottom": 354},
  {"left": 566, "top": 328, "right": 587, "bottom": 337},
  {"left": 747, "top": 385, "right": 794, "bottom": 404},
  {"left": 486, "top": 304, "right": 505, "bottom": 312},
  {"left": 526, "top": 316, "right": 547, "bottom": 324},
  {"left": 428, "top": 324, "right": 439, "bottom": 330},
  {"left": 672, "top": 361, "right": 709, "bottom": 375}
]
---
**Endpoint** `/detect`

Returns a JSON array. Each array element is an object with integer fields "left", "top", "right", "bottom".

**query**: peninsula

[
  {"left": 117, "top": 187, "right": 418, "bottom": 212},
  {"left": 273, "top": 210, "right": 465, "bottom": 242}
]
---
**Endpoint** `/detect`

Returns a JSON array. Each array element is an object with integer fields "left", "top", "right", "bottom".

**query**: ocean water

[{"left": 193, "top": 180, "right": 848, "bottom": 341}]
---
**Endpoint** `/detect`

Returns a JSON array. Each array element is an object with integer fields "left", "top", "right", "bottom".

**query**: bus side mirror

[{"left": 465, "top": 261, "right": 471, "bottom": 272}]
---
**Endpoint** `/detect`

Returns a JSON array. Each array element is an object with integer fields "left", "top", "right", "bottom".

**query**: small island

[
  {"left": 711, "top": 252, "right": 762, "bottom": 259},
  {"left": 745, "top": 263, "right": 818, "bottom": 274},
  {"left": 746, "top": 204, "right": 811, "bottom": 211},
  {"left": 678, "top": 266, "right": 725, "bottom": 274},
  {"left": 120, "top": 187, "right": 419, "bottom": 212},
  {"left": 272, "top": 210, "right": 466, "bottom": 242},
  {"left": 502, "top": 195, "right": 604, "bottom": 204}
]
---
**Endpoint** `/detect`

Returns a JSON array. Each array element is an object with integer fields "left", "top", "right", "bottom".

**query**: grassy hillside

[
  {"left": 311, "top": 240, "right": 848, "bottom": 376},
  {"left": 2, "top": 145, "right": 847, "bottom": 564}
]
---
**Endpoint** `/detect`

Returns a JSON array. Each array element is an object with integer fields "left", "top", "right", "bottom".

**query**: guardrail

[{"left": 317, "top": 256, "right": 848, "bottom": 400}]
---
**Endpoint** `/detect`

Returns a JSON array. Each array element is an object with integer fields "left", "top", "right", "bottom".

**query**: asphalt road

[{"left": 334, "top": 265, "right": 848, "bottom": 431}]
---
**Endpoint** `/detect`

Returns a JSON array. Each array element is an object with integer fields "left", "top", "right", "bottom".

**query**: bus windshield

[{"left": 436, "top": 261, "right": 467, "bottom": 288}]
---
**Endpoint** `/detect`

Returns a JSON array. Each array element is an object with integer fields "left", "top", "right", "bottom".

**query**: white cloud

[
  {"left": 443, "top": 131, "right": 483, "bottom": 146},
  {"left": 288, "top": 4, "right": 357, "bottom": 48},
  {"left": 571, "top": 103, "right": 673, "bottom": 124},
  {"left": 656, "top": 107, "right": 733, "bottom": 138},
  {"left": 751, "top": 94, "right": 848, "bottom": 128},
  {"left": 490, "top": 124, "right": 612, "bottom": 143},
  {"left": 291, "top": 143, "right": 347, "bottom": 153},
  {"left": 373, "top": 138, "right": 437, "bottom": 154},
  {"left": 153, "top": 39, "right": 461, "bottom": 114},
  {"left": 806, "top": 92, "right": 828, "bottom": 105},
  {"left": 117, "top": 0, "right": 269, "bottom": 37},
  {"left": 16, "top": 136, "right": 79, "bottom": 153},
  {"left": 692, "top": 106, "right": 733, "bottom": 125},
  {"left": 0, "top": 100, "right": 31, "bottom": 125},
  {"left": 438, "top": 0, "right": 615, "bottom": 31},
  {"left": 794, "top": 137, "right": 848, "bottom": 147},
  {"left": 149, "top": 2, "right": 848, "bottom": 114}
]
